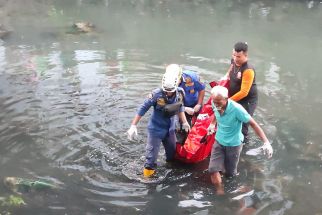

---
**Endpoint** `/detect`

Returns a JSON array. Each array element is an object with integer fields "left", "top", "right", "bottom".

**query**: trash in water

[{"left": 4, "top": 177, "right": 57, "bottom": 194}]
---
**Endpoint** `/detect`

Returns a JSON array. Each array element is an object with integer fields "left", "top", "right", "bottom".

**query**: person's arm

[
  {"left": 131, "top": 114, "right": 142, "bottom": 126},
  {"left": 126, "top": 114, "right": 142, "bottom": 140},
  {"left": 222, "top": 64, "right": 233, "bottom": 80},
  {"left": 127, "top": 93, "right": 154, "bottom": 140},
  {"left": 207, "top": 115, "right": 217, "bottom": 135},
  {"left": 178, "top": 111, "right": 188, "bottom": 124},
  {"left": 248, "top": 118, "right": 273, "bottom": 158},
  {"left": 210, "top": 115, "right": 217, "bottom": 125},
  {"left": 193, "top": 89, "right": 205, "bottom": 113},
  {"left": 197, "top": 89, "right": 205, "bottom": 105},
  {"left": 179, "top": 111, "right": 191, "bottom": 132},
  {"left": 230, "top": 69, "right": 254, "bottom": 102},
  {"left": 193, "top": 76, "right": 206, "bottom": 112},
  {"left": 248, "top": 118, "right": 269, "bottom": 143}
]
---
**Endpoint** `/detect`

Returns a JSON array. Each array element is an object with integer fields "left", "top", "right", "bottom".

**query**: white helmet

[{"left": 162, "top": 64, "right": 182, "bottom": 92}]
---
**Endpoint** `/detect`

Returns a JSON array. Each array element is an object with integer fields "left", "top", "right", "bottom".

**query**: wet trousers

[
  {"left": 144, "top": 131, "right": 176, "bottom": 169},
  {"left": 239, "top": 99, "right": 257, "bottom": 142}
]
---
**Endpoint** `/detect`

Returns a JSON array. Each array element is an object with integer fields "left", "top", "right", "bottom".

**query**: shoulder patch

[
  {"left": 147, "top": 92, "right": 153, "bottom": 99},
  {"left": 148, "top": 88, "right": 162, "bottom": 99}
]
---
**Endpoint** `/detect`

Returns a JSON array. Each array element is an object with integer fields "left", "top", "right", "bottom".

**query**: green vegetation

[{"left": 0, "top": 195, "right": 26, "bottom": 207}]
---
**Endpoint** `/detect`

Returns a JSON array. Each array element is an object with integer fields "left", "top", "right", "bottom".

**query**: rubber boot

[{"left": 143, "top": 167, "right": 155, "bottom": 177}]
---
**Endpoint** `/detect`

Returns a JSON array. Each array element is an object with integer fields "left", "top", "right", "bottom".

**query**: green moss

[{"left": 1, "top": 195, "right": 26, "bottom": 207}]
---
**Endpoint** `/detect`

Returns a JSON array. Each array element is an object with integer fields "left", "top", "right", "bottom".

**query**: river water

[{"left": 0, "top": 0, "right": 322, "bottom": 214}]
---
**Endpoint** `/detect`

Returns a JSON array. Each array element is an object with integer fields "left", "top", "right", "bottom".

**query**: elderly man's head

[{"left": 211, "top": 86, "right": 228, "bottom": 111}]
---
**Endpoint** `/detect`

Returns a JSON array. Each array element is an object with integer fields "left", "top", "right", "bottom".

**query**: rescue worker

[
  {"left": 126, "top": 64, "right": 191, "bottom": 177},
  {"left": 179, "top": 68, "right": 206, "bottom": 126},
  {"left": 222, "top": 42, "right": 258, "bottom": 144},
  {"left": 207, "top": 86, "right": 273, "bottom": 195}
]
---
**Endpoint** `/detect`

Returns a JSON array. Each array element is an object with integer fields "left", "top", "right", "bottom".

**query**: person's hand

[
  {"left": 193, "top": 104, "right": 202, "bottom": 113},
  {"left": 261, "top": 142, "right": 273, "bottom": 158},
  {"left": 184, "top": 107, "right": 194, "bottom": 115},
  {"left": 207, "top": 123, "right": 216, "bottom": 135},
  {"left": 220, "top": 75, "right": 228, "bottom": 81},
  {"left": 127, "top": 125, "right": 138, "bottom": 140},
  {"left": 182, "top": 122, "right": 191, "bottom": 133}
]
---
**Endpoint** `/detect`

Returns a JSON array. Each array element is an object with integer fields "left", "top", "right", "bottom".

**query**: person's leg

[
  {"left": 208, "top": 142, "right": 225, "bottom": 195},
  {"left": 175, "top": 115, "right": 187, "bottom": 145},
  {"left": 185, "top": 112, "right": 194, "bottom": 127},
  {"left": 144, "top": 132, "right": 162, "bottom": 177},
  {"left": 210, "top": 172, "right": 224, "bottom": 195},
  {"left": 162, "top": 131, "right": 176, "bottom": 162},
  {"left": 225, "top": 144, "right": 243, "bottom": 177},
  {"left": 240, "top": 100, "right": 257, "bottom": 143}
]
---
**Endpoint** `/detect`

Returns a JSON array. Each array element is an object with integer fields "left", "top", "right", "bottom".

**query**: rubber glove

[
  {"left": 207, "top": 123, "right": 216, "bottom": 135},
  {"left": 184, "top": 107, "right": 194, "bottom": 115},
  {"left": 193, "top": 104, "right": 202, "bottom": 113},
  {"left": 182, "top": 122, "right": 191, "bottom": 133},
  {"left": 127, "top": 125, "right": 138, "bottom": 140},
  {"left": 261, "top": 142, "right": 273, "bottom": 158}
]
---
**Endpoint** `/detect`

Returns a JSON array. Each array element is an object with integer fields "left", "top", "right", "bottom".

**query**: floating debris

[
  {"left": 71, "top": 22, "right": 95, "bottom": 34},
  {"left": 4, "top": 177, "right": 57, "bottom": 194}
]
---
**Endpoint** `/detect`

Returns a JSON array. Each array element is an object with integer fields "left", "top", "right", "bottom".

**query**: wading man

[{"left": 207, "top": 86, "right": 273, "bottom": 194}]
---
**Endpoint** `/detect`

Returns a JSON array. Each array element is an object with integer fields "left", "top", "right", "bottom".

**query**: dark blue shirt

[
  {"left": 137, "top": 88, "right": 184, "bottom": 138},
  {"left": 179, "top": 70, "right": 205, "bottom": 107}
]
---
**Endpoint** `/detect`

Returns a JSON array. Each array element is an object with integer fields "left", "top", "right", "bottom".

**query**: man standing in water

[
  {"left": 222, "top": 42, "right": 258, "bottom": 144},
  {"left": 207, "top": 86, "right": 273, "bottom": 195},
  {"left": 127, "top": 64, "right": 190, "bottom": 177}
]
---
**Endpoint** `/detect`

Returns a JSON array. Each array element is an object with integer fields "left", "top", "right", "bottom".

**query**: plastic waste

[{"left": 4, "top": 177, "right": 56, "bottom": 193}]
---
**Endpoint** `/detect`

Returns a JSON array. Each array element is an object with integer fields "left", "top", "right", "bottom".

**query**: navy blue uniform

[{"left": 137, "top": 88, "right": 184, "bottom": 168}]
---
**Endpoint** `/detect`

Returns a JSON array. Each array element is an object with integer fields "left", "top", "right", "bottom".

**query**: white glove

[
  {"left": 182, "top": 122, "right": 191, "bottom": 133},
  {"left": 193, "top": 104, "right": 202, "bottom": 113},
  {"left": 127, "top": 125, "right": 138, "bottom": 140},
  {"left": 260, "top": 142, "right": 273, "bottom": 158},
  {"left": 207, "top": 123, "right": 216, "bottom": 135},
  {"left": 184, "top": 107, "right": 194, "bottom": 116}
]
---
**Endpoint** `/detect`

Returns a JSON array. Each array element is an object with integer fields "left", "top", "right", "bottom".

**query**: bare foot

[{"left": 216, "top": 186, "right": 225, "bottom": 195}]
